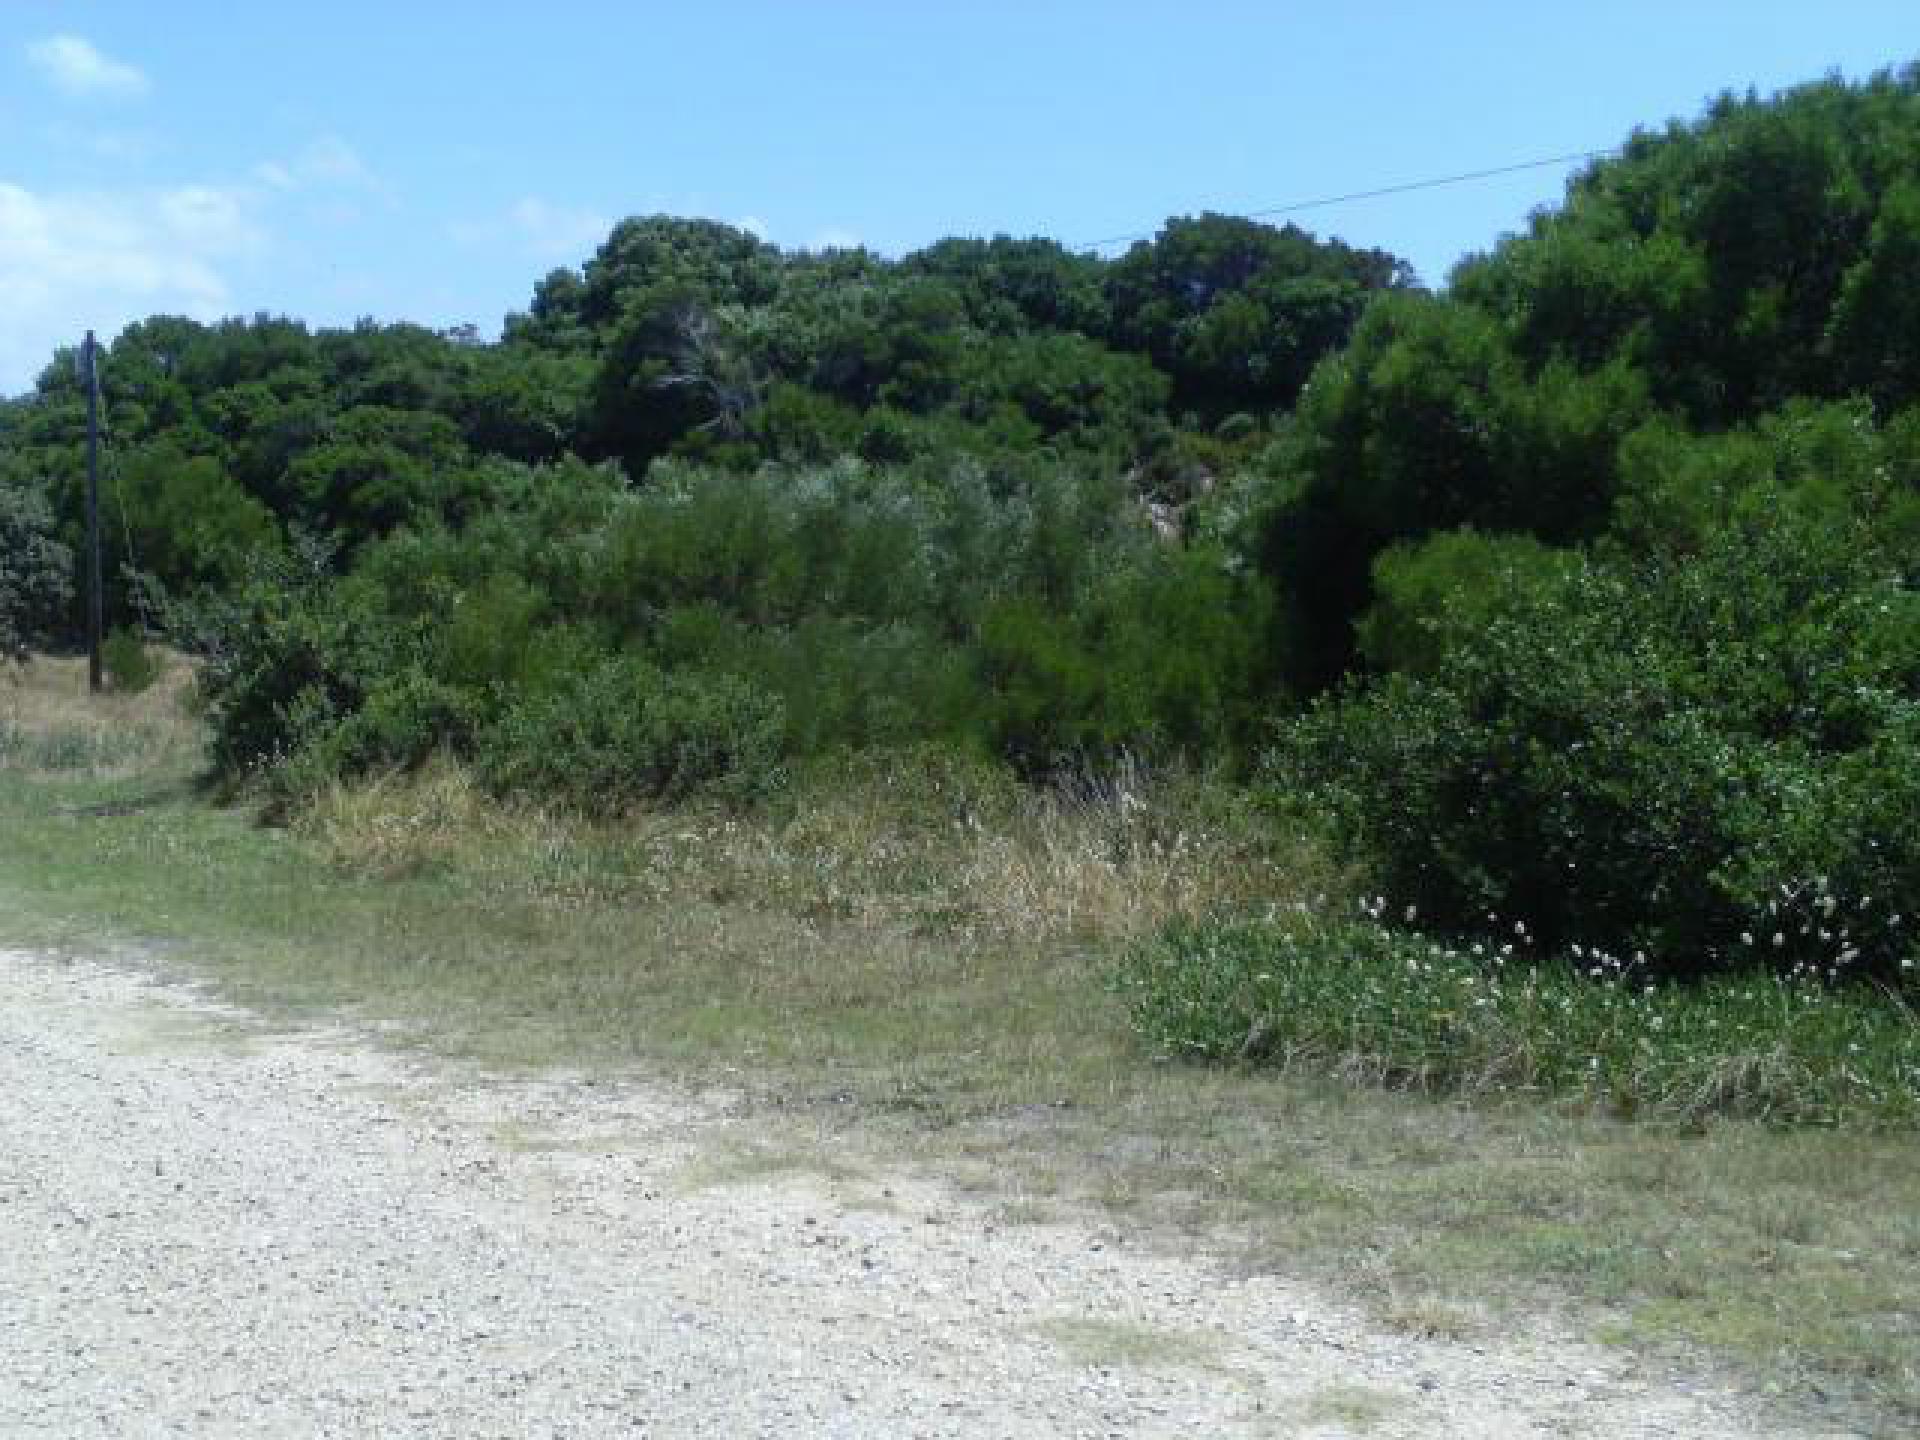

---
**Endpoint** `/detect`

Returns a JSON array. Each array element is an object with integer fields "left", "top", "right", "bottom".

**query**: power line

[
  {"left": 96, "top": 412, "right": 154, "bottom": 637},
  {"left": 1078, "top": 147, "right": 1615, "bottom": 252}
]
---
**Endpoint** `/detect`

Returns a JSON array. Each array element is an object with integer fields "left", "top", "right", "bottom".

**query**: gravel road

[{"left": 0, "top": 946, "right": 1848, "bottom": 1438}]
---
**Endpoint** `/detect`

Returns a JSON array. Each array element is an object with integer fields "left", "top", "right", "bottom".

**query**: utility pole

[{"left": 82, "top": 330, "right": 103, "bottom": 693}]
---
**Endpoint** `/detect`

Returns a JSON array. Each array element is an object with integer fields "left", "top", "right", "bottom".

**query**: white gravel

[{"left": 0, "top": 947, "right": 1851, "bottom": 1438}]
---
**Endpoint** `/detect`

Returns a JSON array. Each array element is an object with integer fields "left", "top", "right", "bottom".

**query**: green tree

[
  {"left": 0, "top": 480, "right": 74, "bottom": 657},
  {"left": 1104, "top": 213, "right": 1408, "bottom": 418},
  {"left": 1251, "top": 292, "right": 1647, "bottom": 691},
  {"left": 114, "top": 443, "right": 281, "bottom": 592},
  {"left": 283, "top": 407, "right": 471, "bottom": 537},
  {"left": 902, "top": 235, "right": 1110, "bottom": 335}
]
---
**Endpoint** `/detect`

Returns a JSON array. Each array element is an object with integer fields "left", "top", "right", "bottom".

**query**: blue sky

[{"left": 2, "top": 2, "right": 1915, "bottom": 394}]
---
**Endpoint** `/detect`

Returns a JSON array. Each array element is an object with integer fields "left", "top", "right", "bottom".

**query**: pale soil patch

[{"left": 0, "top": 946, "right": 1836, "bottom": 1438}]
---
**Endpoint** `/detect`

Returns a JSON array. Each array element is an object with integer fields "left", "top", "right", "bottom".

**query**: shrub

[
  {"left": 976, "top": 545, "right": 1271, "bottom": 770},
  {"left": 477, "top": 657, "right": 785, "bottom": 813},
  {"left": 1353, "top": 527, "right": 1574, "bottom": 676},
  {"left": 181, "top": 547, "right": 424, "bottom": 779},
  {"left": 272, "top": 667, "right": 483, "bottom": 801},
  {"left": 715, "top": 616, "right": 978, "bottom": 756},
  {"left": 102, "top": 628, "right": 158, "bottom": 693},
  {"left": 1275, "top": 504, "right": 1920, "bottom": 986},
  {"left": 113, "top": 444, "right": 281, "bottom": 592}
]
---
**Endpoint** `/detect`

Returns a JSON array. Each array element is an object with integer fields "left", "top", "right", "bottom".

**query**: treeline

[
  {"left": 5, "top": 65, "right": 1920, "bottom": 990},
  {"left": 0, "top": 202, "right": 1405, "bottom": 777}
]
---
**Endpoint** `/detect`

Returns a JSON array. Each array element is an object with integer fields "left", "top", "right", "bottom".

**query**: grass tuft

[{"left": 1120, "top": 911, "right": 1920, "bottom": 1125}]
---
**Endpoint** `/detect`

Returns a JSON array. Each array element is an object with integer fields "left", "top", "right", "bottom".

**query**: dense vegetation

[
  {"left": 2, "top": 208, "right": 1401, "bottom": 786},
  {"left": 5, "top": 66, "right": 1919, "bottom": 1102}
]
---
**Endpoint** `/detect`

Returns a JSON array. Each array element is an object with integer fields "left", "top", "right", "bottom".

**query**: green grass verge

[{"left": 1121, "top": 914, "right": 1920, "bottom": 1125}]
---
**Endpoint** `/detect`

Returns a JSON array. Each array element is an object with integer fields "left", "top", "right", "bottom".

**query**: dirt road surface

[{"left": 0, "top": 947, "right": 1848, "bottom": 1437}]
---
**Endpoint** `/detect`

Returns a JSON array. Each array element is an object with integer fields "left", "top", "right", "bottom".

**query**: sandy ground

[{"left": 0, "top": 946, "right": 1854, "bottom": 1438}]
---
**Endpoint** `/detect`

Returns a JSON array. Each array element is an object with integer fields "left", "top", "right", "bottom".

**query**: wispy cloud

[
  {"left": 0, "top": 181, "right": 263, "bottom": 393},
  {"left": 253, "top": 135, "right": 377, "bottom": 193},
  {"left": 37, "top": 122, "right": 164, "bottom": 164},
  {"left": 25, "top": 35, "right": 150, "bottom": 100},
  {"left": 451, "top": 196, "right": 610, "bottom": 263},
  {"left": 811, "top": 226, "right": 862, "bottom": 251}
]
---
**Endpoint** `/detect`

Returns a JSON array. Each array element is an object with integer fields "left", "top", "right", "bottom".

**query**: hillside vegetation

[{"left": 3, "top": 66, "right": 1919, "bottom": 1121}]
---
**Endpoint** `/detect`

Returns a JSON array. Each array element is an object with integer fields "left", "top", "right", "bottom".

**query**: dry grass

[
  {"left": 293, "top": 748, "right": 1332, "bottom": 948},
  {"left": 0, "top": 651, "right": 202, "bottom": 779}
]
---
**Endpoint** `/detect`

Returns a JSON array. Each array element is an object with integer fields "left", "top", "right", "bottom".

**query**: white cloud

[
  {"left": 0, "top": 181, "right": 263, "bottom": 394},
  {"left": 297, "top": 135, "right": 371, "bottom": 186},
  {"left": 737, "top": 214, "right": 770, "bottom": 241},
  {"left": 451, "top": 196, "right": 609, "bottom": 263},
  {"left": 811, "top": 226, "right": 862, "bottom": 252},
  {"left": 26, "top": 35, "right": 149, "bottom": 100},
  {"left": 157, "top": 186, "right": 256, "bottom": 248},
  {"left": 252, "top": 161, "right": 296, "bottom": 192},
  {"left": 252, "top": 135, "right": 377, "bottom": 193}
]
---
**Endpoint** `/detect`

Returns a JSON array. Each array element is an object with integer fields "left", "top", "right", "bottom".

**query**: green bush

[
  {"left": 182, "top": 548, "right": 425, "bottom": 779},
  {"left": 477, "top": 657, "right": 785, "bottom": 814},
  {"left": 1120, "top": 913, "right": 1920, "bottom": 1125},
  {"left": 102, "top": 628, "right": 158, "bottom": 693},
  {"left": 1276, "top": 498, "right": 1920, "bottom": 986},
  {"left": 113, "top": 444, "right": 281, "bottom": 592},
  {"left": 710, "top": 616, "right": 979, "bottom": 756},
  {"left": 977, "top": 545, "right": 1271, "bottom": 770},
  {"left": 272, "top": 667, "right": 483, "bottom": 800},
  {"left": 1354, "top": 527, "right": 1573, "bottom": 676}
]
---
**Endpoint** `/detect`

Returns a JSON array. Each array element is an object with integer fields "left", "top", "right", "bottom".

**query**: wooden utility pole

[{"left": 82, "top": 330, "right": 103, "bottom": 692}]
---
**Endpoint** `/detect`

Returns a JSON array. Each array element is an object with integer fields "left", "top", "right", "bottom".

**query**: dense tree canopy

[{"left": 1253, "top": 64, "right": 1920, "bottom": 690}]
